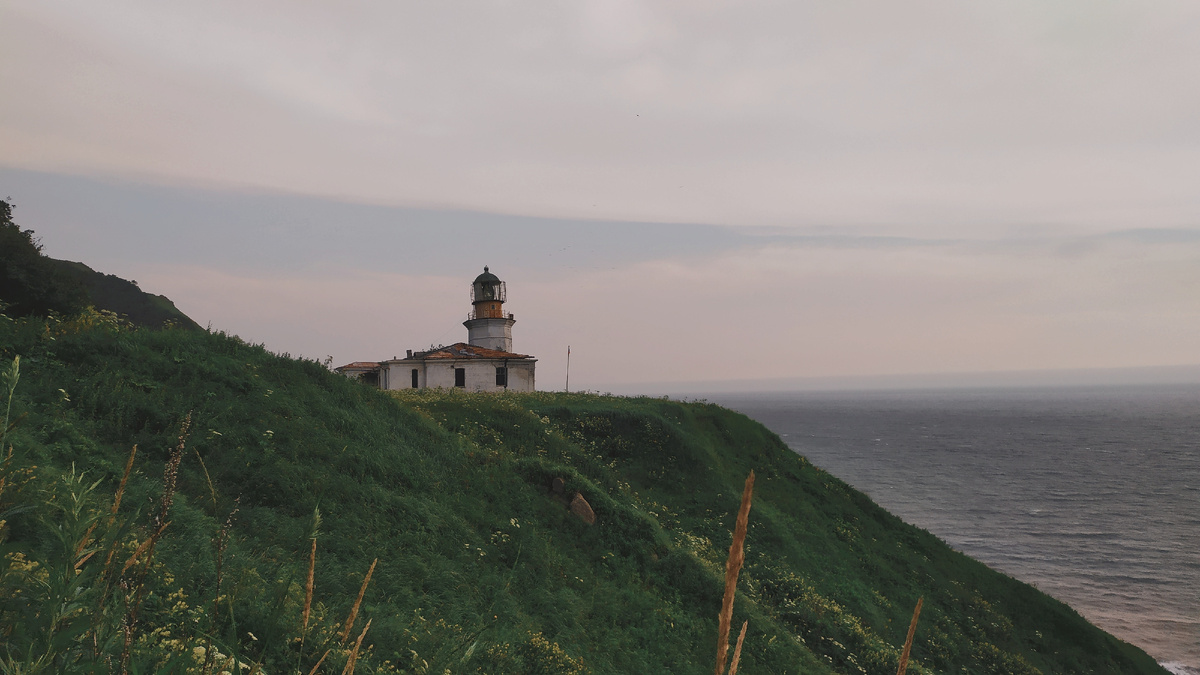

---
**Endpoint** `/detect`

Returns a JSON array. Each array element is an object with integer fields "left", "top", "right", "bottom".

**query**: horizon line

[{"left": 589, "top": 363, "right": 1200, "bottom": 397}]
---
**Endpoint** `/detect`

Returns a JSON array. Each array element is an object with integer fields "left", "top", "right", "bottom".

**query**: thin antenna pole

[{"left": 565, "top": 345, "right": 571, "bottom": 393}]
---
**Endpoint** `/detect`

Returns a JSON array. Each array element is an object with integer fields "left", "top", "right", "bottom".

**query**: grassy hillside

[{"left": 0, "top": 309, "right": 1167, "bottom": 674}]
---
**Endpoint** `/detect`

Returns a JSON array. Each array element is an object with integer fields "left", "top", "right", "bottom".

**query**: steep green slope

[
  {"left": 52, "top": 259, "right": 201, "bottom": 330},
  {"left": 0, "top": 200, "right": 89, "bottom": 318},
  {"left": 1, "top": 199, "right": 198, "bottom": 329},
  {"left": 0, "top": 311, "right": 1166, "bottom": 674}
]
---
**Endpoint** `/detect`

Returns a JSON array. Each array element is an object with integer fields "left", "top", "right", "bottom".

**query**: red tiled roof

[
  {"left": 404, "top": 342, "right": 532, "bottom": 360},
  {"left": 336, "top": 361, "right": 381, "bottom": 371}
]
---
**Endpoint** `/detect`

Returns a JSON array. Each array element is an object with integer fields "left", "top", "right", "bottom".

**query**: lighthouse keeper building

[{"left": 336, "top": 267, "right": 536, "bottom": 392}]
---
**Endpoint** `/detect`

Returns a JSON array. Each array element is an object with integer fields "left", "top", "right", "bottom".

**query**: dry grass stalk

[
  {"left": 113, "top": 444, "right": 137, "bottom": 515},
  {"left": 75, "top": 524, "right": 98, "bottom": 563},
  {"left": 728, "top": 620, "right": 748, "bottom": 675},
  {"left": 303, "top": 538, "right": 317, "bottom": 633},
  {"left": 306, "top": 649, "right": 331, "bottom": 675},
  {"left": 1, "top": 356, "right": 18, "bottom": 451},
  {"left": 341, "top": 618, "right": 372, "bottom": 675},
  {"left": 76, "top": 445, "right": 138, "bottom": 570},
  {"left": 120, "top": 419, "right": 190, "bottom": 674},
  {"left": 91, "top": 446, "right": 139, "bottom": 656},
  {"left": 121, "top": 609, "right": 135, "bottom": 674},
  {"left": 714, "top": 470, "right": 755, "bottom": 675},
  {"left": 74, "top": 549, "right": 97, "bottom": 570},
  {"left": 194, "top": 449, "right": 218, "bottom": 511},
  {"left": 340, "top": 558, "right": 377, "bottom": 643},
  {"left": 204, "top": 502, "right": 239, "bottom": 674},
  {"left": 153, "top": 414, "right": 189, "bottom": 533},
  {"left": 895, "top": 596, "right": 923, "bottom": 675},
  {"left": 0, "top": 445, "right": 13, "bottom": 500},
  {"left": 101, "top": 446, "right": 139, "bottom": 572},
  {"left": 121, "top": 520, "right": 170, "bottom": 573}
]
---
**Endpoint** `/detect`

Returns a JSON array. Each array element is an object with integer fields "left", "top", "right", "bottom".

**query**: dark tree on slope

[{"left": 0, "top": 199, "right": 88, "bottom": 317}]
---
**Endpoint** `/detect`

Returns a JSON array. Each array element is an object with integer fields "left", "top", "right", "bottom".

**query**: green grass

[{"left": 0, "top": 309, "right": 1169, "bottom": 674}]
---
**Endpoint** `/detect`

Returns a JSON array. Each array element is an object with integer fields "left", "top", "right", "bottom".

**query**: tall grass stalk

[
  {"left": 297, "top": 507, "right": 322, "bottom": 672},
  {"left": 120, "top": 520, "right": 170, "bottom": 574},
  {"left": 205, "top": 502, "right": 239, "bottom": 674},
  {"left": 79, "top": 444, "right": 134, "bottom": 571},
  {"left": 112, "top": 445, "right": 136, "bottom": 516},
  {"left": 194, "top": 449, "right": 218, "bottom": 511},
  {"left": 340, "top": 558, "right": 377, "bottom": 644},
  {"left": 341, "top": 618, "right": 372, "bottom": 675},
  {"left": 0, "top": 446, "right": 11, "bottom": 503},
  {"left": 100, "top": 446, "right": 137, "bottom": 577},
  {"left": 895, "top": 597, "right": 923, "bottom": 675},
  {"left": 306, "top": 649, "right": 331, "bottom": 675},
  {"left": 714, "top": 470, "right": 755, "bottom": 675},
  {"left": 302, "top": 507, "right": 321, "bottom": 636},
  {"left": 728, "top": 620, "right": 747, "bottom": 675},
  {"left": 1, "top": 356, "right": 18, "bottom": 450},
  {"left": 303, "top": 538, "right": 316, "bottom": 634},
  {"left": 118, "top": 415, "right": 190, "bottom": 673},
  {"left": 91, "top": 444, "right": 139, "bottom": 659}
]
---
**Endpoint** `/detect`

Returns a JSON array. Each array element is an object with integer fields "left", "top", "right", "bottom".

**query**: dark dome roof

[{"left": 473, "top": 266, "right": 501, "bottom": 284}]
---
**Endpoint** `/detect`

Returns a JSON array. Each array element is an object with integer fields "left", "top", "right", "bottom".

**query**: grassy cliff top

[
  {"left": 0, "top": 311, "right": 1167, "bottom": 674},
  {"left": 52, "top": 259, "right": 201, "bottom": 330},
  {"left": 1, "top": 201, "right": 198, "bottom": 329}
]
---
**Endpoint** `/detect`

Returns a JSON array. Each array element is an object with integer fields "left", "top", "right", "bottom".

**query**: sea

[{"left": 707, "top": 384, "right": 1199, "bottom": 675}]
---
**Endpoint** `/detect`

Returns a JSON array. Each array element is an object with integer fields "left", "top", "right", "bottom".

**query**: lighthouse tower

[{"left": 464, "top": 266, "right": 516, "bottom": 352}]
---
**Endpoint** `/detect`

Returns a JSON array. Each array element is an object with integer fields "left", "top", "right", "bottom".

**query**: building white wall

[
  {"left": 384, "top": 362, "right": 424, "bottom": 389},
  {"left": 507, "top": 362, "right": 535, "bottom": 391},
  {"left": 383, "top": 358, "right": 535, "bottom": 392}
]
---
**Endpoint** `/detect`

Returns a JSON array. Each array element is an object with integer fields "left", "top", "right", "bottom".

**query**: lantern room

[
  {"left": 470, "top": 266, "right": 507, "bottom": 319},
  {"left": 464, "top": 266, "right": 517, "bottom": 352}
]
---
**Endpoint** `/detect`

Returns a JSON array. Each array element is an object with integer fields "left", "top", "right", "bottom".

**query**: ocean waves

[{"left": 720, "top": 384, "right": 1200, "bottom": 672}]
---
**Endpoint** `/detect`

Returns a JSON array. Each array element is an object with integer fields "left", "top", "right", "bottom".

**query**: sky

[{"left": 3, "top": 1, "right": 1200, "bottom": 392}]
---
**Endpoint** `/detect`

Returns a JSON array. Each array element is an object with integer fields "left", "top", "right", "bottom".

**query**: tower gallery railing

[{"left": 466, "top": 310, "right": 515, "bottom": 321}]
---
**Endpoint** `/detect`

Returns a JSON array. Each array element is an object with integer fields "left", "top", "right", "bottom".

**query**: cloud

[{"left": 4, "top": 1, "right": 1200, "bottom": 230}]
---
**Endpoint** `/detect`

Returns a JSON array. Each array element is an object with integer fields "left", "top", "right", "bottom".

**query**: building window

[
  {"left": 411, "top": 368, "right": 419, "bottom": 388},
  {"left": 496, "top": 366, "right": 507, "bottom": 387},
  {"left": 455, "top": 368, "right": 466, "bottom": 387}
]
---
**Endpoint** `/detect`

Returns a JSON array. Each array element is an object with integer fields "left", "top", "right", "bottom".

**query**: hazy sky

[{"left": 3, "top": 1, "right": 1200, "bottom": 391}]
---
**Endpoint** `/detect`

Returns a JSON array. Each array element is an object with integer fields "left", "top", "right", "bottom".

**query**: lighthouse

[
  {"left": 336, "top": 266, "right": 537, "bottom": 392},
  {"left": 464, "top": 266, "right": 516, "bottom": 352}
]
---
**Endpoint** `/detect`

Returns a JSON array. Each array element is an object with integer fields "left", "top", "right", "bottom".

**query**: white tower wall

[{"left": 464, "top": 317, "right": 515, "bottom": 352}]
